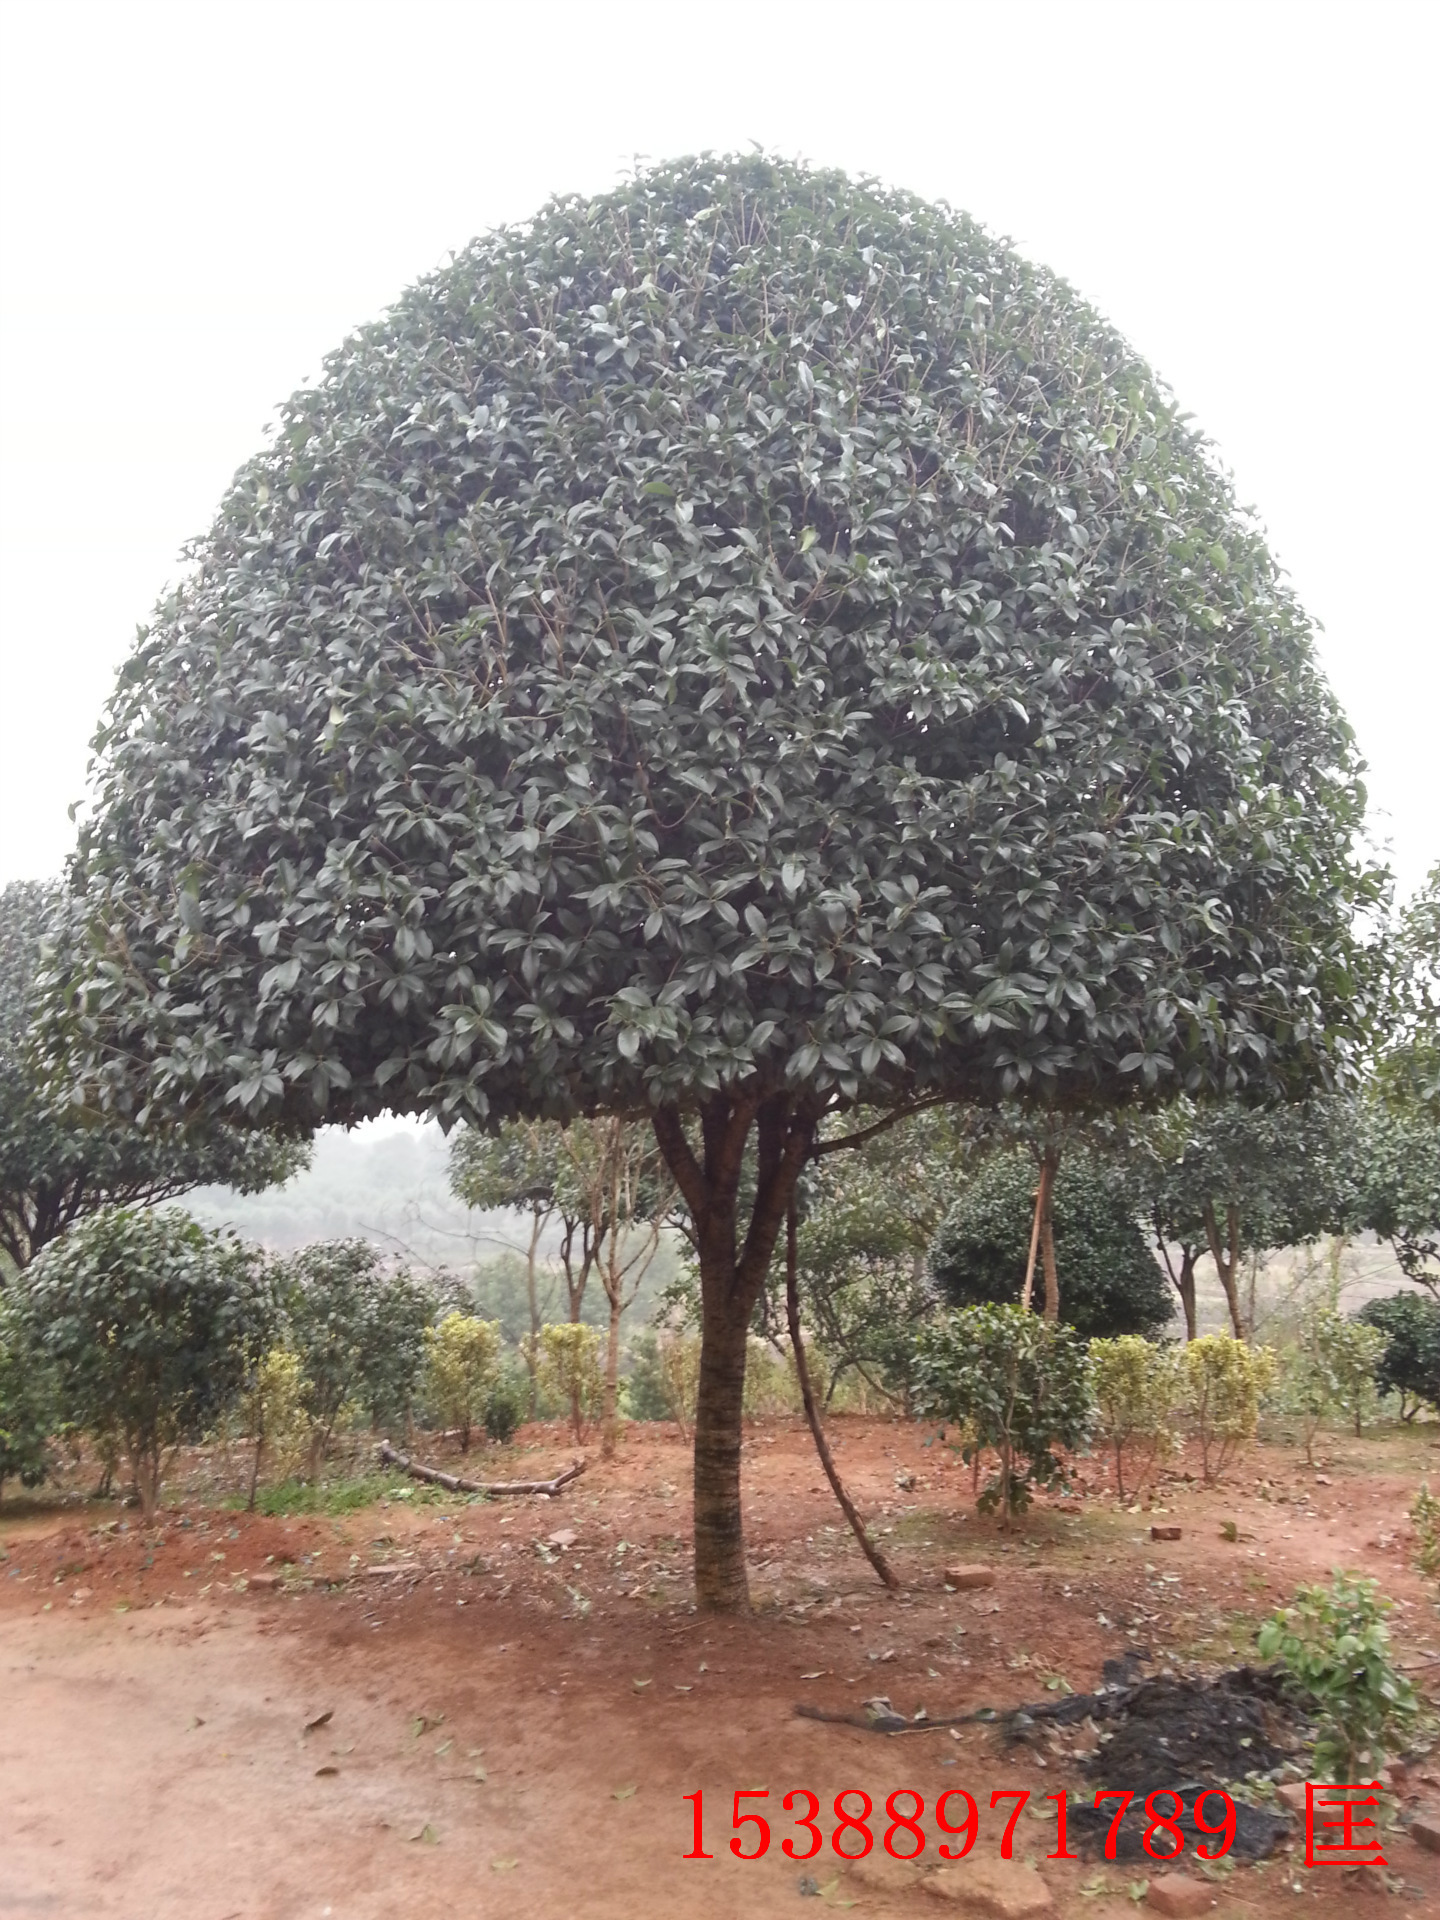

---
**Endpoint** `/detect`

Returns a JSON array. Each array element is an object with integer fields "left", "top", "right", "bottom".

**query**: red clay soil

[{"left": 2, "top": 1417, "right": 1438, "bottom": 1920}]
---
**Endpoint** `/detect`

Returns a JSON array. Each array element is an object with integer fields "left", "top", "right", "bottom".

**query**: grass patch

[{"left": 226, "top": 1475, "right": 467, "bottom": 1517}]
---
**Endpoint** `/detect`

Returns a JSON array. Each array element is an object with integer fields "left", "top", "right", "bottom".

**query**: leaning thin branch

[{"left": 785, "top": 1191, "right": 901, "bottom": 1592}]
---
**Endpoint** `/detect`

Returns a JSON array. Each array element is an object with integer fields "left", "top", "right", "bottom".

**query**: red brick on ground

[{"left": 1146, "top": 1875, "right": 1215, "bottom": 1918}]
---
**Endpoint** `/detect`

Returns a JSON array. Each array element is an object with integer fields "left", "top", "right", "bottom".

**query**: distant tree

[
  {"left": 64, "top": 157, "right": 1378, "bottom": 1608},
  {"left": 452, "top": 1116, "right": 674, "bottom": 1445},
  {"left": 1353, "top": 1101, "right": 1440, "bottom": 1297},
  {"left": 790, "top": 1106, "right": 983, "bottom": 1407},
  {"left": 450, "top": 1121, "right": 567, "bottom": 1411},
  {"left": 277, "top": 1240, "right": 435, "bottom": 1465},
  {"left": 0, "top": 881, "right": 306, "bottom": 1272},
  {"left": 559, "top": 1117, "right": 674, "bottom": 1457},
  {"left": 1135, "top": 1099, "right": 1357, "bottom": 1338},
  {"left": 17, "top": 1207, "right": 275, "bottom": 1519},
  {"left": 1357, "top": 1292, "right": 1440, "bottom": 1419},
  {"left": 931, "top": 1149, "right": 1175, "bottom": 1339}
]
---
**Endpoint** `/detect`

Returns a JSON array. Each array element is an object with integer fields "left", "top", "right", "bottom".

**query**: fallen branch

[{"left": 378, "top": 1442, "right": 586, "bottom": 1498}]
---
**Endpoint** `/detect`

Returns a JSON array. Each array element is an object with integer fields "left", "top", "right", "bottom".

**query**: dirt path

[{"left": 3, "top": 1420, "right": 1438, "bottom": 1918}]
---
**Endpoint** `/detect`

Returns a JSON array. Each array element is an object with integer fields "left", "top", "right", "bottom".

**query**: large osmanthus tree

[
  {"left": 1, "top": 880, "right": 306, "bottom": 1272},
  {"left": 61, "top": 156, "right": 1375, "bottom": 1608}
]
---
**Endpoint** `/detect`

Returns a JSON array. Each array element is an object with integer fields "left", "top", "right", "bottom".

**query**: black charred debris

[{"left": 793, "top": 1654, "right": 1305, "bottom": 1861}]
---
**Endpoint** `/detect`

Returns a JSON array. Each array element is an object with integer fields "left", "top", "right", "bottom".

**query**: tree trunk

[
  {"left": 524, "top": 1208, "right": 543, "bottom": 1418},
  {"left": 1177, "top": 1248, "right": 1197, "bottom": 1342},
  {"left": 602, "top": 1288, "right": 623, "bottom": 1460},
  {"left": 1039, "top": 1152, "right": 1060, "bottom": 1323},
  {"left": 691, "top": 1277, "right": 752, "bottom": 1608},
  {"left": 785, "top": 1193, "right": 899, "bottom": 1591},
  {"left": 1021, "top": 1173, "right": 1045, "bottom": 1311},
  {"left": 1154, "top": 1221, "right": 1199, "bottom": 1341},
  {"left": 1202, "top": 1200, "right": 1246, "bottom": 1339},
  {"left": 248, "top": 1427, "right": 264, "bottom": 1512},
  {"left": 653, "top": 1093, "right": 814, "bottom": 1613}
]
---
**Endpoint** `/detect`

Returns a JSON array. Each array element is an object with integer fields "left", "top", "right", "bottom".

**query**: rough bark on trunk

[
  {"left": 653, "top": 1093, "right": 814, "bottom": 1612},
  {"left": 1039, "top": 1157, "right": 1060, "bottom": 1324},
  {"left": 524, "top": 1207, "right": 543, "bottom": 1417},
  {"left": 602, "top": 1291, "right": 624, "bottom": 1460},
  {"left": 1202, "top": 1200, "right": 1246, "bottom": 1338},
  {"left": 784, "top": 1193, "right": 899, "bottom": 1592},
  {"left": 1154, "top": 1222, "right": 1199, "bottom": 1342}
]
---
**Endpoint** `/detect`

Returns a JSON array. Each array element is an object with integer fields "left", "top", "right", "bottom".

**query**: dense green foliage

[
  {"left": 69, "top": 154, "right": 1374, "bottom": 1135},
  {"left": 914, "top": 1303, "right": 1093, "bottom": 1522},
  {"left": 1357, "top": 1292, "right": 1440, "bottom": 1418},
  {"left": 1376, "top": 864, "right": 1440, "bottom": 1125},
  {"left": 17, "top": 1206, "right": 275, "bottom": 1518},
  {"left": 930, "top": 1149, "right": 1174, "bottom": 1338},
  {"left": 0, "top": 1299, "right": 54, "bottom": 1498},
  {"left": 481, "top": 1362, "right": 528, "bottom": 1444},
  {"left": 0, "top": 881, "right": 306, "bottom": 1271},
  {"left": 1257, "top": 1573, "right": 1419, "bottom": 1778},
  {"left": 276, "top": 1240, "right": 436, "bottom": 1451}
]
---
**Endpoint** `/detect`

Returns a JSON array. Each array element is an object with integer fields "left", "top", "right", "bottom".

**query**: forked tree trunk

[
  {"left": 653, "top": 1093, "right": 814, "bottom": 1612},
  {"left": 1021, "top": 1148, "right": 1060, "bottom": 1317},
  {"left": 1177, "top": 1248, "right": 1197, "bottom": 1342},
  {"left": 1202, "top": 1200, "right": 1246, "bottom": 1339},
  {"left": 1154, "top": 1223, "right": 1199, "bottom": 1341}
]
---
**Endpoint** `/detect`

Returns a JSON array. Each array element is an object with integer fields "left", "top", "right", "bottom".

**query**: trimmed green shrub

[
  {"left": 19, "top": 1206, "right": 274, "bottom": 1519},
  {"left": 1357, "top": 1292, "right": 1440, "bottom": 1419},
  {"left": 1089, "top": 1335, "right": 1181, "bottom": 1499},
  {"left": 424, "top": 1312, "right": 502, "bottom": 1451},
  {"left": 536, "top": 1323, "right": 604, "bottom": 1443},
  {"left": 914, "top": 1303, "right": 1094, "bottom": 1527},
  {"left": 277, "top": 1241, "right": 435, "bottom": 1462},
  {"left": 1179, "top": 1334, "right": 1274, "bottom": 1485},
  {"left": 482, "top": 1364, "right": 528, "bottom": 1445}
]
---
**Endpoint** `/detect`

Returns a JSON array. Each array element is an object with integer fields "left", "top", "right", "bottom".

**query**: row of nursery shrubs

[
  {"left": 3, "top": 1202, "right": 1437, "bottom": 1522},
  {"left": 913, "top": 1303, "right": 1414, "bottom": 1526}
]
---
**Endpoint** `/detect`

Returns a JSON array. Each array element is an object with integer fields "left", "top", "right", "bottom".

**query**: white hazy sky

[{"left": 1, "top": 2, "right": 1435, "bottom": 896}]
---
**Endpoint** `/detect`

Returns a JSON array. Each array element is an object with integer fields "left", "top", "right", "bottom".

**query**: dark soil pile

[{"left": 1004, "top": 1663, "right": 1303, "bottom": 1862}]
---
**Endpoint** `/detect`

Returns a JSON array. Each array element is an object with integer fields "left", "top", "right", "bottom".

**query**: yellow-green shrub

[
  {"left": 424, "top": 1313, "right": 502, "bottom": 1452},
  {"left": 1180, "top": 1334, "right": 1274, "bottom": 1484},
  {"left": 1089, "top": 1335, "right": 1181, "bottom": 1500},
  {"left": 537, "top": 1323, "right": 604, "bottom": 1443}
]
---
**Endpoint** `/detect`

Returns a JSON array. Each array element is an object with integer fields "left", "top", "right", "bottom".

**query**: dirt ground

[{"left": 3, "top": 1418, "right": 1438, "bottom": 1920}]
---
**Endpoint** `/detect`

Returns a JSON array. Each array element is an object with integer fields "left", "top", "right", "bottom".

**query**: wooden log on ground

[{"left": 377, "top": 1441, "right": 586, "bottom": 1497}]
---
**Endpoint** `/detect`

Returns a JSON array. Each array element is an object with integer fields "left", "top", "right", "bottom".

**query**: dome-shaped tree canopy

[
  {"left": 65, "top": 155, "right": 1375, "bottom": 1610},
  {"left": 72, "top": 153, "right": 1369, "bottom": 1134}
]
